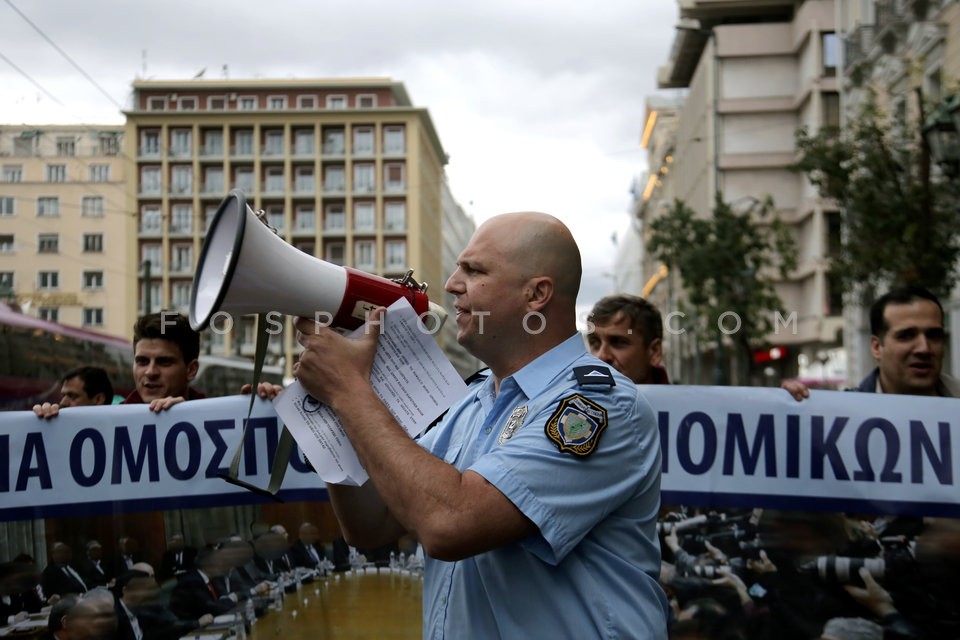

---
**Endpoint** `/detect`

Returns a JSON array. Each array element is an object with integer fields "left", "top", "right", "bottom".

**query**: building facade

[
  {"left": 123, "top": 77, "right": 468, "bottom": 378},
  {"left": 642, "top": 0, "right": 843, "bottom": 385},
  {"left": 0, "top": 124, "right": 134, "bottom": 337}
]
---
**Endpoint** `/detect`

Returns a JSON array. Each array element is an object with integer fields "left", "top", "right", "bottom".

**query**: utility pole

[{"left": 142, "top": 260, "right": 152, "bottom": 314}]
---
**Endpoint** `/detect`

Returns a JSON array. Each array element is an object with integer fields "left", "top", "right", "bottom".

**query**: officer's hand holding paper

[{"left": 273, "top": 298, "right": 468, "bottom": 485}]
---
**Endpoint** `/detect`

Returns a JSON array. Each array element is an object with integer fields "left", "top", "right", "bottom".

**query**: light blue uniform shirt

[{"left": 417, "top": 334, "right": 668, "bottom": 639}]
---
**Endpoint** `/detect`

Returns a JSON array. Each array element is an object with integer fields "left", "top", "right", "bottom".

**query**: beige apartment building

[
  {"left": 0, "top": 124, "right": 135, "bottom": 337},
  {"left": 123, "top": 77, "right": 472, "bottom": 378},
  {"left": 630, "top": 0, "right": 843, "bottom": 385}
]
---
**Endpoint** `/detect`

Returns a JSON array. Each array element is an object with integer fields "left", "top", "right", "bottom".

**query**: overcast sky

[{"left": 0, "top": 0, "right": 682, "bottom": 321}]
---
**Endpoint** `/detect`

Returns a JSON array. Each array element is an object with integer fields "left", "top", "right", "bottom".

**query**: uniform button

[{"left": 484, "top": 427, "right": 491, "bottom": 434}]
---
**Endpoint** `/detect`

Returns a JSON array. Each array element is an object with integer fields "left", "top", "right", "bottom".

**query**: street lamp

[{"left": 922, "top": 93, "right": 960, "bottom": 177}]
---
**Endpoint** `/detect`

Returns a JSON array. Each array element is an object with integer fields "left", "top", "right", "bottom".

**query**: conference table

[{"left": 247, "top": 568, "right": 423, "bottom": 640}]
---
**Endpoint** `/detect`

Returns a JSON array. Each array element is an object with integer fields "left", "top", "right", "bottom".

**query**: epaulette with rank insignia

[{"left": 543, "top": 365, "right": 614, "bottom": 456}]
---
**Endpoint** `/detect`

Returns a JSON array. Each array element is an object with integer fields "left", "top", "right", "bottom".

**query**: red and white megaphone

[{"left": 190, "top": 190, "right": 446, "bottom": 332}]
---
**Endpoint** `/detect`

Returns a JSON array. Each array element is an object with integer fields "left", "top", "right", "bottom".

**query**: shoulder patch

[
  {"left": 544, "top": 393, "right": 608, "bottom": 457},
  {"left": 573, "top": 365, "right": 615, "bottom": 387}
]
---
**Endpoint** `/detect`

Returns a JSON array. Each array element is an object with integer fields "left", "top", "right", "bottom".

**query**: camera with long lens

[{"left": 803, "top": 537, "right": 916, "bottom": 587}]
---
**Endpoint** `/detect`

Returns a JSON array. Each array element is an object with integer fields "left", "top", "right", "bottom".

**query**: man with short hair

[
  {"left": 783, "top": 286, "right": 959, "bottom": 399},
  {"left": 294, "top": 211, "right": 668, "bottom": 638},
  {"left": 122, "top": 311, "right": 205, "bottom": 412},
  {"left": 586, "top": 294, "right": 669, "bottom": 385},
  {"left": 33, "top": 366, "right": 114, "bottom": 419}
]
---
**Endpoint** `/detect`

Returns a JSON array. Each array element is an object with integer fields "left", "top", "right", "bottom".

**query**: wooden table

[{"left": 248, "top": 569, "right": 422, "bottom": 640}]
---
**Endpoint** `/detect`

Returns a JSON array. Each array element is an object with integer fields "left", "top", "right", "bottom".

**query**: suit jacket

[
  {"left": 252, "top": 553, "right": 291, "bottom": 579},
  {"left": 288, "top": 540, "right": 326, "bottom": 569},
  {"left": 133, "top": 604, "right": 200, "bottom": 640},
  {"left": 77, "top": 557, "right": 113, "bottom": 588},
  {"left": 114, "top": 598, "right": 142, "bottom": 640},
  {"left": 40, "top": 563, "right": 88, "bottom": 598},
  {"left": 159, "top": 547, "right": 197, "bottom": 580},
  {"left": 0, "top": 589, "right": 42, "bottom": 619},
  {"left": 168, "top": 570, "right": 236, "bottom": 620}
]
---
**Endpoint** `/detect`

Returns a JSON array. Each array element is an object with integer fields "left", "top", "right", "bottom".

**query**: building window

[
  {"left": 141, "top": 244, "right": 162, "bottom": 272},
  {"left": 13, "top": 134, "right": 38, "bottom": 156},
  {"left": 238, "top": 96, "right": 257, "bottom": 110},
  {"left": 205, "top": 205, "right": 218, "bottom": 232},
  {"left": 294, "top": 206, "right": 316, "bottom": 231},
  {"left": 171, "top": 244, "right": 193, "bottom": 273},
  {"left": 294, "top": 167, "right": 314, "bottom": 193},
  {"left": 98, "top": 133, "right": 120, "bottom": 156},
  {"left": 142, "top": 282, "right": 162, "bottom": 314},
  {"left": 37, "top": 197, "right": 59, "bottom": 216},
  {"left": 354, "top": 241, "right": 375, "bottom": 270},
  {"left": 263, "top": 130, "right": 284, "bottom": 156},
  {"left": 357, "top": 94, "right": 377, "bottom": 108},
  {"left": 203, "top": 129, "right": 224, "bottom": 155},
  {"left": 38, "top": 233, "right": 59, "bottom": 253},
  {"left": 83, "top": 308, "right": 104, "bottom": 326},
  {"left": 352, "top": 127, "right": 375, "bottom": 155},
  {"left": 297, "top": 95, "right": 317, "bottom": 109},
  {"left": 234, "top": 130, "right": 254, "bottom": 155},
  {"left": 324, "top": 204, "right": 345, "bottom": 232},
  {"left": 384, "top": 163, "right": 405, "bottom": 192},
  {"left": 822, "top": 32, "right": 838, "bottom": 76},
  {"left": 140, "top": 206, "right": 162, "bottom": 234},
  {"left": 83, "top": 271, "right": 104, "bottom": 290},
  {"left": 81, "top": 196, "right": 104, "bottom": 217},
  {"left": 234, "top": 167, "right": 254, "bottom": 192},
  {"left": 208, "top": 96, "right": 227, "bottom": 110},
  {"left": 46, "top": 164, "right": 66, "bottom": 183},
  {"left": 83, "top": 233, "right": 103, "bottom": 253},
  {"left": 38, "top": 271, "right": 59, "bottom": 290},
  {"left": 325, "top": 241, "right": 345, "bottom": 265},
  {"left": 172, "top": 283, "right": 192, "bottom": 310},
  {"left": 56, "top": 137, "right": 76, "bottom": 156},
  {"left": 823, "top": 93, "right": 840, "bottom": 128},
  {"left": 171, "top": 165, "right": 193, "bottom": 194},
  {"left": 324, "top": 166, "right": 345, "bottom": 191},
  {"left": 0, "top": 271, "right": 14, "bottom": 292},
  {"left": 170, "top": 129, "right": 192, "bottom": 156},
  {"left": 38, "top": 307, "right": 58, "bottom": 322},
  {"left": 294, "top": 130, "right": 314, "bottom": 155},
  {"left": 353, "top": 163, "right": 375, "bottom": 193},
  {"left": 295, "top": 242, "right": 315, "bottom": 256},
  {"left": 266, "top": 205, "right": 285, "bottom": 233},
  {"left": 385, "top": 240, "right": 406, "bottom": 270},
  {"left": 0, "top": 235, "right": 14, "bottom": 252},
  {"left": 90, "top": 164, "right": 111, "bottom": 182},
  {"left": 141, "top": 166, "right": 161, "bottom": 194},
  {"left": 326, "top": 95, "right": 346, "bottom": 109},
  {"left": 0, "top": 197, "right": 14, "bottom": 216},
  {"left": 141, "top": 130, "right": 161, "bottom": 156},
  {"left": 203, "top": 167, "right": 224, "bottom": 193},
  {"left": 383, "top": 126, "right": 405, "bottom": 154},
  {"left": 384, "top": 201, "right": 406, "bottom": 231},
  {"left": 170, "top": 205, "right": 193, "bottom": 233},
  {"left": 268, "top": 96, "right": 287, "bottom": 109},
  {"left": 323, "top": 128, "right": 345, "bottom": 155},
  {"left": 1, "top": 165, "right": 22, "bottom": 183},
  {"left": 147, "top": 96, "right": 166, "bottom": 111},
  {"left": 179, "top": 97, "right": 198, "bottom": 110},
  {"left": 354, "top": 201, "right": 375, "bottom": 231}
]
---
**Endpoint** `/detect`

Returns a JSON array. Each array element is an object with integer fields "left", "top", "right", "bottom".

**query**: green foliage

[
  {"left": 793, "top": 90, "right": 960, "bottom": 302},
  {"left": 648, "top": 192, "right": 798, "bottom": 378}
]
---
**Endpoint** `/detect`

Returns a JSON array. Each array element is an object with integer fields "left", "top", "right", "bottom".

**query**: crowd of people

[{"left": 0, "top": 521, "right": 366, "bottom": 639}]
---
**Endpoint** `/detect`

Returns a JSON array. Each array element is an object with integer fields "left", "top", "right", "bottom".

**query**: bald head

[{"left": 478, "top": 212, "right": 581, "bottom": 304}]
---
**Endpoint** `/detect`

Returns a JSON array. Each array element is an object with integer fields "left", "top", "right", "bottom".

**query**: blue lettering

[
  {"left": 853, "top": 418, "right": 902, "bottom": 483},
  {"left": 786, "top": 414, "right": 800, "bottom": 478},
  {"left": 288, "top": 443, "right": 312, "bottom": 473},
  {"left": 677, "top": 412, "right": 717, "bottom": 475},
  {"left": 722, "top": 413, "right": 776, "bottom": 476},
  {"left": 658, "top": 411, "right": 670, "bottom": 473},
  {"left": 70, "top": 429, "right": 106, "bottom": 488},
  {"left": 17, "top": 433, "right": 52, "bottom": 491},
  {"left": 112, "top": 425, "right": 160, "bottom": 484},
  {"left": 0, "top": 434, "right": 7, "bottom": 492},
  {"left": 811, "top": 415, "right": 849, "bottom": 480},
  {"left": 909, "top": 420, "right": 952, "bottom": 484},
  {"left": 204, "top": 420, "right": 235, "bottom": 478},
  {"left": 244, "top": 418, "right": 280, "bottom": 476},
  {"left": 164, "top": 422, "right": 200, "bottom": 481}
]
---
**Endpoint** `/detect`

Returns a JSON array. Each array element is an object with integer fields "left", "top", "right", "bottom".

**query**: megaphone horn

[{"left": 190, "top": 190, "right": 447, "bottom": 332}]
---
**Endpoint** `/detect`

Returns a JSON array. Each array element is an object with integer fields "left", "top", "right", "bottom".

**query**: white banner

[{"left": 1, "top": 387, "right": 958, "bottom": 521}]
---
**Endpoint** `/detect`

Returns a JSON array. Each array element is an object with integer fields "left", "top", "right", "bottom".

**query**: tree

[
  {"left": 794, "top": 90, "right": 960, "bottom": 302},
  {"left": 648, "top": 192, "right": 797, "bottom": 385}
]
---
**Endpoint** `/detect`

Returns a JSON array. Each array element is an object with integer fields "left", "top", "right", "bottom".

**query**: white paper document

[{"left": 273, "top": 298, "right": 469, "bottom": 486}]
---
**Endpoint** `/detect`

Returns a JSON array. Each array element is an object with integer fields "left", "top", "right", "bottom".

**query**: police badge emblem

[
  {"left": 544, "top": 394, "right": 608, "bottom": 456},
  {"left": 498, "top": 405, "right": 528, "bottom": 445}
]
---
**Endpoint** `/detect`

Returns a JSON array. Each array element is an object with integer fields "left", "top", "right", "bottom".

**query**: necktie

[
  {"left": 308, "top": 546, "right": 320, "bottom": 566},
  {"left": 94, "top": 561, "right": 104, "bottom": 575},
  {"left": 207, "top": 581, "right": 217, "bottom": 599},
  {"left": 176, "top": 551, "right": 182, "bottom": 565},
  {"left": 64, "top": 566, "right": 88, "bottom": 592}
]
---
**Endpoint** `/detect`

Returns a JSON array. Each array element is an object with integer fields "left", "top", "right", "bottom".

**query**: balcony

[
  {"left": 874, "top": 0, "right": 908, "bottom": 53},
  {"left": 843, "top": 24, "right": 875, "bottom": 74}
]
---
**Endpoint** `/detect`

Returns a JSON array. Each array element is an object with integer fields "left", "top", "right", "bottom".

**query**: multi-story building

[
  {"left": 0, "top": 124, "right": 134, "bottom": 337},
  {"left": 123, "top": 77, "right": 472, "bottom": 378},
  {"left": 642, "top": 0, "right": 843, "bottom": 385}
]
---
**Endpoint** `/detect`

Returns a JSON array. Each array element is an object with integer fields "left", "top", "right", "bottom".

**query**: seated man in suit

[
  {"left": 249, "top": 531, "right": 291, "bottom": 581},
  {"left": 116, "top": 569, "right": 214, "bottom": 640},
  {"left": 216, "top": 539, "right": 270, "bottom": 602},
  {"left": 288, "top": 523, "right": 327, "bottom": 570},
  {"left": 77, "top": 541, "right": 113, "bottom": 589},
  {"left": 169, "top": 548, "right": 238, "bottom": 621},
  {"left": 41, "top": 542, "right": 89, "bottom": 602},
  {"left": 49, "top": 588, "right": 117, "bottom": 640},
  {"left": 159, "top": 534, "right": 196, "bottom": 581}
]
